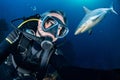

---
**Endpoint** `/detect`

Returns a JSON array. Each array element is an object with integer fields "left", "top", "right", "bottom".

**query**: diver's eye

[
  {"left": 46, "top": 18, "right": 56, "bottom": 24},
  {"left": 49, "top": 20, "right": 56, "bottom": 25},
  {"left": 44, "top": 19, "right": 56, "bottom": 29}
]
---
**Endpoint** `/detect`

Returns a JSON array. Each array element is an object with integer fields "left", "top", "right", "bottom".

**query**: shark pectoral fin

[
  {"left": 83, "top": 6, "right": 91, "bottom": 14},
  {"left": 88, "top": 29, "right": 92, "bottom": 35}
]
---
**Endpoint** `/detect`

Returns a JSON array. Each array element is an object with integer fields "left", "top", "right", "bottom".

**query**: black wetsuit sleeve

[
  {"left": 0, "top": 39, "right": 12, "bottom": 64},
  {"left": 49, "top": 48, "right": 68, "bottom": 69},
  {"left": 50, "top": 54, "right": 67, "bottom": 70},
  {"left": 0, "top": 29, "right": 20, "bottom": 65}
]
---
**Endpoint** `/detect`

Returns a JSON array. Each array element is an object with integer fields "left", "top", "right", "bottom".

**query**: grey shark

[{"left": 74, "top": 5, "right": 118, "bottom": 35}]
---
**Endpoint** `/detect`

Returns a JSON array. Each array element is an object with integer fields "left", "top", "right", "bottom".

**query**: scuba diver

[{"left": 0, "top": 10, "right": 69, "bottom": 80}]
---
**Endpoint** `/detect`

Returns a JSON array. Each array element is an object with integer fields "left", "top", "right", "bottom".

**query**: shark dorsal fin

[{"left": 83, "top": 6, "right": 91, "bottom": 14}]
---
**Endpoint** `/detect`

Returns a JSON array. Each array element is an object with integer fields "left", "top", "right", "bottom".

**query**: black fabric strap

[{"left": 18, "top": 34, "right": 32, "bottom": 55}]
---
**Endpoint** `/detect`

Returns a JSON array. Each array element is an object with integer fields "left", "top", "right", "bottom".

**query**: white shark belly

[
  {"left": 81, "top": 15, "right": 105, "bottom": 33},
  {"left": 80, "top": 21, "right": 93, "bottom": 33}
]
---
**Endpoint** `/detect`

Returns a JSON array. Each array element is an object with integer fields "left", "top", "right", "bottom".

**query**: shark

[{"left": 74, "top": 5, "right": 118, "bottom": 35}]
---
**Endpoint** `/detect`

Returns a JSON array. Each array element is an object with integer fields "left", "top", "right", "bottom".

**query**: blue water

[{"left": 0, "top": 0, "right": 120, "bottom": 70}]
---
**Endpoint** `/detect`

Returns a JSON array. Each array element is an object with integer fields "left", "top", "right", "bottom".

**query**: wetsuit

[{"left": 0, "top": 29, "right": 66, "bottom": 80}]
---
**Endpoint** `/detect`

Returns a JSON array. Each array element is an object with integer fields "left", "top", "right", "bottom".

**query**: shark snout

[
  {"left": 74, "top": 28, "right": 82, "bottom": 35},
  {"left": 74, "top": 31, "right": 79, "bottom": 35}
]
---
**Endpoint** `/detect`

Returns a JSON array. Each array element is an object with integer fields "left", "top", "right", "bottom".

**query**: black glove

[{"left": 6, "top": 29, "right": 20, "bottom": 44}]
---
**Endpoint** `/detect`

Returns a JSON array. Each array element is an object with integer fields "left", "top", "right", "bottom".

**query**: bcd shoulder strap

[{"left": 17, "top": 33, "right": 32, "bottom": 56}]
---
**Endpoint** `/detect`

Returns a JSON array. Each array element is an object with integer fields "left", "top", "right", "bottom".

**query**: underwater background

[{"left": 0, "top": 0, "right": 120, "bottom": 71}]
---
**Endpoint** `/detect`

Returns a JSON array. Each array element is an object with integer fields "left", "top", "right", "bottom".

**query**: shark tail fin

[{"left": 110, "top": 4, "right": 118, "bottom": 15}]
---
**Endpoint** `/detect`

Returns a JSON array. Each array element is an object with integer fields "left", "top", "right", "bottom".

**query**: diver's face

[{"left": 36, "top": 13, "right": 65, "bottom": 42}]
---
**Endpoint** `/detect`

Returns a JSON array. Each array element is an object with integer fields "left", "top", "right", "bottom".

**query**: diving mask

[{"left": 41, "top": 16, "right": 69, "bottom": 38}]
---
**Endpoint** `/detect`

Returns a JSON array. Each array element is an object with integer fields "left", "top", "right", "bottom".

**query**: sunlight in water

[{"left": 65, "top": 0, "right": 112, "bottom": 7}]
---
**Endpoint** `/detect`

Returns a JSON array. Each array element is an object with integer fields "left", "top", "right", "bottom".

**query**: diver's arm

[
  {"left": 49, "top": 53, "right": 73, "bottom": 80},
  {"left": 0, "top": 29, "right": 20, "bottom": 64},
  {"left": 50, "top": 50, "right": 68, "bottom": 71},
  {"left": 0, "top": 39, "right": 12, "bottom": 64}
]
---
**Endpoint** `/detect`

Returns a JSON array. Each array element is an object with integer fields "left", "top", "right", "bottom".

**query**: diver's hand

[{"left": 6, "top": 29, "right": 20, "bottom": 44}]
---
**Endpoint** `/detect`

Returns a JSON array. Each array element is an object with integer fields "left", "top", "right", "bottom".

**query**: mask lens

[
  {"left": 57, "top": 25, "right": 69, "bottom": 38},
  {"left": 42, "top": 16, "right": 69, "bottom": 38},
  {"left": 43, "top": 17, "right": 57, "bottom": 30}
]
